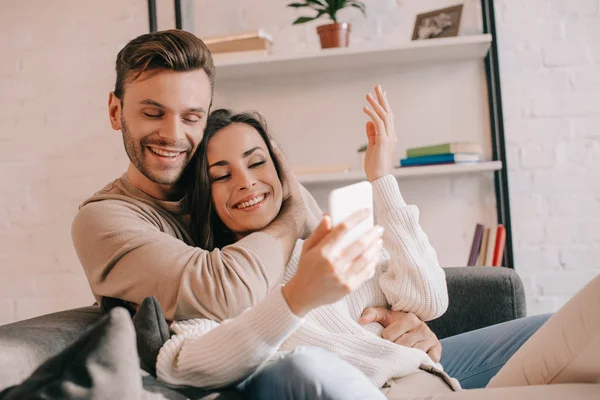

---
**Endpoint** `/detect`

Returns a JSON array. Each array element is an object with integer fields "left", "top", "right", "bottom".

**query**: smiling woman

[{"left": 185, "top": 109, "right": 284, "bottom": 250}]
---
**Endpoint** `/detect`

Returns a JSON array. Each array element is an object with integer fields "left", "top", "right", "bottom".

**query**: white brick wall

[
  {"left": 496, "top": 0, "right": 600, "bottom": 315},
  {"left": 0, "top": 0, "right": 599, "bottom": 323}
]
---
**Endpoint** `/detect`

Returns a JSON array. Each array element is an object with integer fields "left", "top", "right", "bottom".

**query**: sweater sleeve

[
  {"left": 156, "top": 288, "right": 303, "bottom": 389},
  {"left": 372, "top": 175, "right": 448, "bottom": 321},
  {"left": 72, "top": 199, "right": 287, "bottom": 322}
]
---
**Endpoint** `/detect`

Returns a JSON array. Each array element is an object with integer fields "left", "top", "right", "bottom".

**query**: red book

[{"left": 492, "top": 225, "right": 506, "bottom": 267}]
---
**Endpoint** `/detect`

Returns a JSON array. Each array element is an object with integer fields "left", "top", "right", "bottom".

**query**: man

[{"left": 72, "top": 29, "right": 549, "bottom": 397}]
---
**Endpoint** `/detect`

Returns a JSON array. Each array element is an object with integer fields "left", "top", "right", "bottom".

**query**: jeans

[
  {"left": 439, "top": 313, "right": 551, "bottom": 389},
  {"left": 241, "top": 314, "right": 551, "bottom": 399}
]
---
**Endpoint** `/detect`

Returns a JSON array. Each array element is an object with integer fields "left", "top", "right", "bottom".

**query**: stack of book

[
  {"left": 467, "top": 223, "right": 506, "bottom": 267},
  {"left": 400, "top": 142, "right": 483, "bottom": 167},
  {"left": 202, "top": 29, "right": 273, "bottom": 60}
]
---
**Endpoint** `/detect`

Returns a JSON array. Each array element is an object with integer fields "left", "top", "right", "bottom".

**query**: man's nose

[{"left": 160, "top": 115, "right": 185, "bottom": 141}]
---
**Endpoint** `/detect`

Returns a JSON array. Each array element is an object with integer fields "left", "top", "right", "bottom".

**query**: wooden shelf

[
  {"left": 214, "top": 34, "right": 492, "bottom": 80},
  {"left": 297, "top": 161, "right": 502, "bottom": 185}
]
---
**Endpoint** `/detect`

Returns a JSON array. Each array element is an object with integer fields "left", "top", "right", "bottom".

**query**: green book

[{"left": 406, "top": 142, "right": 482, "bottom": 158}]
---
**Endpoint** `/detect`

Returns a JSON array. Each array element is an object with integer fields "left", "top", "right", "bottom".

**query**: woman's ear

[{"left": 108, "top": 92, "right": 122, "bottom": 131}]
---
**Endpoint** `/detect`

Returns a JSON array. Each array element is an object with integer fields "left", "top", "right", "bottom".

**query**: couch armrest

[{"left": 428, "top": 267, "right": 526, "bottom": 340}]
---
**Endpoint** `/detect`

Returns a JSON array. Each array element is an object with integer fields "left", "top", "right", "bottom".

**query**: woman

[{"left": 157, "top": 86, "right": 600, "bottom": 399}]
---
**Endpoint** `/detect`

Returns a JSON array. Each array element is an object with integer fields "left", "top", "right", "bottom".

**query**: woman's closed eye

[
  {"left": 211, "top": 173, "right": 230, "bottom": 182},
  {"left": 250, "top": 160, "right": 266, "bottom": 168}
]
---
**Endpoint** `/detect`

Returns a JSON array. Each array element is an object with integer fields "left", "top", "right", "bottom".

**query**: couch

[{"left": 0, "top": 267, "right": 526, "bottom": 399}]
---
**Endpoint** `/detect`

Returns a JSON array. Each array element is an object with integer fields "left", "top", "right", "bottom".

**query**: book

[
  {"left": 400, "top": 153, "right": 480, "bottom": 167},
  {"left": 406, "top": 142, "right": 483, "bottom": 158},
  {"left": 477, "top": 227, "right": 490, "bottom": 266},
  {"left": 492, "top": 225, "right": 506, "bottom": 267},
  {"left": 467, "top": 223, "right": 484, "bottom": 266},
  {"left": 484, "top": 225, "right": 497, "bottom": 266},
  {"left": 203, "top": 29, "right": 273, "bottom": 54}
]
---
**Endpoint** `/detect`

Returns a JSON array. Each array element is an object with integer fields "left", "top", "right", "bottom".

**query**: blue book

[{"left": 400, "top": 153, "right": 480, "bottom": 167}]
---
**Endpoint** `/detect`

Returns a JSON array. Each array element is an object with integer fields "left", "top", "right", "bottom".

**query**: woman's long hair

[{"left": 184, "top": 109, "right": 283, "bottom": 250}]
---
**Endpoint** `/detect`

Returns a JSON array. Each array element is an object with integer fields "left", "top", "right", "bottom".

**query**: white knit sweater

[{"left": 156, "top": 175, "right": 449, "bottom": 390}]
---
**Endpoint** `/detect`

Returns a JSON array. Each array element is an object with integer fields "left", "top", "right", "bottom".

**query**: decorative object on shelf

[
  {"left": 287, "top": 0, "right": 366, "bottom": 49},
  {"left": 202, "top": 30, "right": 273, "bottom": 61},
  {"left": 406, "top": 141, "right": 482, "bottom": 158},
  {"left": 400, "top": 153, "right": 480, "bottom": 167},
  {"left": 468, "top": 223, "right": 505, "bottom": 267},
  {"left": 357, "top": 143, "right": 367, "bottom": 170},
  {"left": 412, "top": 4, "right": 464, "bottom": 40},
  {"left": 401, "top": 141, "right": 482, "bottom": 167}
]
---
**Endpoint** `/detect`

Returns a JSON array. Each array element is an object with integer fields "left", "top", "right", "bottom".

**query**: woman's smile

[{"left": 232, "top": 192, "right": 270, "bottom": 211}]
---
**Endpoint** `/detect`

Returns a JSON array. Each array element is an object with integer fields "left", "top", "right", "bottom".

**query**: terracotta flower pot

[{"left": 316, "top": 22, "right": 351, "bottom": 49}]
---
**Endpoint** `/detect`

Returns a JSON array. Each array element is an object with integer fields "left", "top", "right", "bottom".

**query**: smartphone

[{"left": 328, "top": 180, "right": 374, "bottom": 253}]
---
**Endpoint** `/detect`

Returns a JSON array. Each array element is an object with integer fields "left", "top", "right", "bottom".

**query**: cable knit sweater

[{"left": 156, "top": 175, "right": 449, "bottom": 390}]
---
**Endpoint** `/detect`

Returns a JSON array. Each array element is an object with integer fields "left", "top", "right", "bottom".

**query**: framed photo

[{"left": 411, "top": 4, "right": 464, "bottom": 40}]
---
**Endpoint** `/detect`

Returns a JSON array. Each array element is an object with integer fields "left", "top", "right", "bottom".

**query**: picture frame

[{"left": 411, "top": 4, "right": 464, "bottom": 40}]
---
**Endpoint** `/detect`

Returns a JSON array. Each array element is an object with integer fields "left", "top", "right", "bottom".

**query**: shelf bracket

[
  {"left": 482, "top": 0, "right": 514, "bottom": 269},
  {"left": 147, "top": 0, "right": 157, "bottom": 33}
]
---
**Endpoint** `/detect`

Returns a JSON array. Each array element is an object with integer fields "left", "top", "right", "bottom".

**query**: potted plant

[{"left": 287, "top": 0, "right": 366, "bottom": 49}]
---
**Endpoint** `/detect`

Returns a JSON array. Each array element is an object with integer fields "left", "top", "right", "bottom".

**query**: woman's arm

[
  {"left": 360, "top": 86, "right": 447, "bottom": 321},
  {"left": 372, "top": 175, "right": 448, "bottom": 321},
  {"left": 156, "top": 288, "right": 303, "bottom": 389},
  {"left": 157, "top": 212, "right": 382, "bottom": 389}
]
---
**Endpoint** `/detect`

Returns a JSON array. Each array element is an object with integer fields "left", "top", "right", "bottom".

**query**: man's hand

[{"left": 359, "top": 307, "right": 442, "bottom": 363}]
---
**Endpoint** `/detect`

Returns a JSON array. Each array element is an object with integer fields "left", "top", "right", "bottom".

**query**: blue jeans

[
  {"left": 241, "top": 314, "right": 551, "bottom": 399},
  {"left": 439, "top": 313, "right": 551, "bottom": 389}
]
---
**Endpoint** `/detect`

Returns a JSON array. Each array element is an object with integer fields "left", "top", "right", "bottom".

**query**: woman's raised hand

[
  {"left": 362, "top": 85, "right": 398, "bottom": 182},
  {"left": 282, "top": 211, "right": 384, "bottom": 317}
]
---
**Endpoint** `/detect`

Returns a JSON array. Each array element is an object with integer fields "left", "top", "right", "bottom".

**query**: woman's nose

[{"left": 236, "top": 170, "right": 257, "bottom": 191}]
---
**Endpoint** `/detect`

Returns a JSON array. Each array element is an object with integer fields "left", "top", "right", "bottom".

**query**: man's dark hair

[{"left": 113, "top": 29, "right": 215, "bottom": 100}]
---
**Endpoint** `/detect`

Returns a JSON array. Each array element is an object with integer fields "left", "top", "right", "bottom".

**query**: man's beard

[{"left": 120, "top": 113, "right": 192, "bottom": 186}]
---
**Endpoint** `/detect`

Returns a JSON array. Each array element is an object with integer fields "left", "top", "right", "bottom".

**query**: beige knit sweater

[{"left": 156, "top": 175, "right": 449, "bottom": 390}]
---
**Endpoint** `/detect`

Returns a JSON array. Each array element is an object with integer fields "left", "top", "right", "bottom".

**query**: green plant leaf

[
  {"left": 306, "top": 0, "right": 326, "bottom": 7},
  {"left": 326, "top": 0, "right": 339, "bottom": 11},
  {"left": 287, "top": 3, "right": 312, "bottom": 8},
  {"left": 293, "top": 16, "right": 319, "bottom": 24},
  {"left": 350, "top": 1, "right": 366, "bottom": 16}
]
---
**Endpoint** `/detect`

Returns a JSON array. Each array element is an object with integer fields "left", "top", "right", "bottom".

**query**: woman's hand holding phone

[
  {"left": 362, "top": 85, "right": 397, "bottom": 182},
  {"left": 282, "top": 211, "right": 384, "bottom": 317}
]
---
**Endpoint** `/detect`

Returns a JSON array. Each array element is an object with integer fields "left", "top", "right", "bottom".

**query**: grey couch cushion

[
  {"left": 427, "top": 267, "right": 526, "bottom": 339},
  {"left": 0, "top": 308, "right": 142, "bottom": 400},
  {"left": 132, "top": 297, "right": 171, "bottom": 376},
  {"left": 0, "top": 305, "right": 103, "bottom": 389}
]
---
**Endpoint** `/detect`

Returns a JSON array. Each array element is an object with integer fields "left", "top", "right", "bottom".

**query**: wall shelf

[
  {"left": 214, "top": 34, "right": 492, "bottom": 80},
  {"left": 297, "top": 161, "right": 502, "bottom": 185}
]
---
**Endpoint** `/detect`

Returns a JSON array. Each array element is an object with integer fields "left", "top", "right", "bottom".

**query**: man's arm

[
  {"left": 359, "top": 307, "right": 443, "bottom": 363},
  {"left": 72, "top": 199, "right": 290, "bottom": 322}
]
